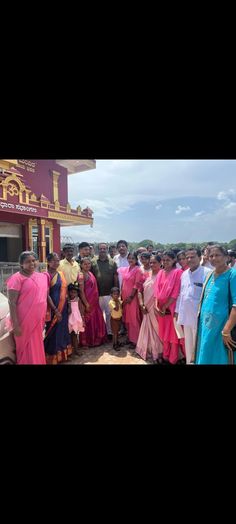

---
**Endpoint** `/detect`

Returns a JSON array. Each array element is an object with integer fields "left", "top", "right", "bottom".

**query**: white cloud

[
  {"left": 217, "top": 191, "right": 228, "bottom": 201},
  {"left": 217, "top": 189, "right": 236, "bottom": 201},
  {"left": 78, "top": 194, "right": 157, "bottom": 220},
  {"left": 78, "top": 197, "right": 134, "bottom": 219},
  {"left": 63, "top": 161, "right": 236, "bottom": 243},
  {"left": 78, "top": 199, "right": 114, "bottom": 219},
  {"left": 194, "top": 211, "right": 205, "bottom": 217},
  {"left": 216, "top": 189, "right": 236, "bottom": 218},
  {"left": 68, "top": 162, "right": 236, "bottom": 213},
  {"left": 61, "top": 224, "right": 109, "bottom": 243},
  {"left": 224, "top": 202, "right": 236, "bottom": 216},
  {"left": 67, "top": 160, "right": 199, "bottom": 213},
  {"left": 175, "top": 205, "right": 191, "bottom": 215}
]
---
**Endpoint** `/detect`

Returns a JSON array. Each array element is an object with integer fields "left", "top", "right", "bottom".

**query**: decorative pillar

[
  {"left": 51, "top": 170, "right": 61, "bottom": 204},
  {"left": 1, "top": 181, "right": 7, "bottom": 200},
  {"left": 25, "top": 190, "right": 31, "bottom": 204},
  {"left": 22, "top": 224, "right": 28, "bottom": 252},
  {"left": 38, "top": 219, "right": 46, "bottom": 263}
]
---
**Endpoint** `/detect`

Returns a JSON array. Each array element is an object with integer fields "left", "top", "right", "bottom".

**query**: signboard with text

[{"left": 17, "top": 160, "right": 38, "bottom": 174}]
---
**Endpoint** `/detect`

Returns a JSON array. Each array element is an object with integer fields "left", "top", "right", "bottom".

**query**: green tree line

[{"left": 68, "top": 238, "right": 236, "bottom": 254}]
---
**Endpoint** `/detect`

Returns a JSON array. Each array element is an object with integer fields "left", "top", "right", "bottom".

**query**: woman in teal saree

[{"left": 194, "top": 245, "right": 236, "bottom": 365}]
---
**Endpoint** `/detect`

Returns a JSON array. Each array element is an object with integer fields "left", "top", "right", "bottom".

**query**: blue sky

[{"left": 61, "top": 160, "right": 236, "bottom": 244}]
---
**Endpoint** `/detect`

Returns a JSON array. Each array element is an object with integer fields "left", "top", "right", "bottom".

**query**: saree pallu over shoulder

[
  {"left": 154, "top": 268, "right": 182, "bottom": 308},
  {"left": 44, "top": 271, "right": 72, "bottom": 364},
  {"left": 153, "top": 268, "right": 184, "bottom": 364},
  {"left": 192, "top": 270, "right": 213, "bottom": 363},
  {"left": 194, "top": 269, "right": 236, "bottom": 365},
  {"left": 6, "top": 272, "right": 48, "bottom": 365},
  {"left": 45, "top": 271, "right": 68, "bottom": 338},
  {"left": 136, "top": 275, "right": 163, "bottom": 361},
  {"left": 79, "top": 271, "right": 107, "bottom": 347},
  {"left": 121, "top": 266, "right": 143, "bottom": 344}
]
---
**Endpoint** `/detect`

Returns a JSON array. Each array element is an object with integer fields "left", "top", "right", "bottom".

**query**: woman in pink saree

[
  {"left": 121, "top": 252, "right": 143, "bottom": 348},
  {"left": 136, "top": 255, "right": 163, "bottom": 363},
  {"left": 7, "top": 251, "right": 48, "bottom": 365},
  {"left": 154, "top": 250, "right": 185, "bottom": 365},
  {"left": 140, "top": 252, "right": 151, "bottom": 284},
  {"left": 78, "top": 257, "right": 107, "bottom": 347}
]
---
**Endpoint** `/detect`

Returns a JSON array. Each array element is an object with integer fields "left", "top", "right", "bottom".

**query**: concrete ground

[{"left": 63, "top": 336, "right": 148, "bottom": 365}]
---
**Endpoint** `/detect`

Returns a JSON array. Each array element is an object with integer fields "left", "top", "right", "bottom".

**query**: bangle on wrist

[{"left": 222, "top": 331, "right": 230, "bottom": 337}]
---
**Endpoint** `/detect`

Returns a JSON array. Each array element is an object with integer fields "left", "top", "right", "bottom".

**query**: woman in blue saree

[
  {"left": 44, "top": 253, "right": 72, "bottom": 364},
  {"left": 194, "top": 245, "right": 236, "bottom": 365}
]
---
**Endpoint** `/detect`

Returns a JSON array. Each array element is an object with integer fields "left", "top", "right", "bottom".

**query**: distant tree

[
  {"left": 228, "top": 239, "right": 236, "bottom": 250},
  {"left": 173, "top": 243, "right": 187, "bottom": 250},
  {"left": 65, "top": 238, "right": 235, "bottom": 255},
  {"left": 186, "top": 243, "right": 199, "bottom": 249},
  {"left": 138, "top": 239, "right": 154, "bottom": 247}
]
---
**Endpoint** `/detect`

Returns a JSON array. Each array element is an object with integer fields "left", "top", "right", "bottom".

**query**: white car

[{"left": 0, "top": 292, "right": 16, "bottom": 365}]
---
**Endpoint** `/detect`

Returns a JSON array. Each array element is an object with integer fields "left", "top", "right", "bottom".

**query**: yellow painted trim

[
  {"left": 44, "top": 220, "right": 54, "bottom": 254},
  {"left": 51, "top": 170, "right": 61, "bottom": 203},
  {"left": 28, "top": 218, "right": 38, "bottom": 251},
  {"left": 48, "top": 211, "right": 93, "bottom": 225},
  {"left": 0, "top": 160, "right": 19, "bottom": 170}
]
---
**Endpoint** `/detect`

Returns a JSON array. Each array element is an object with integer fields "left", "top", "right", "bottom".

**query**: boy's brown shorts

[{"left": 110, "top": 317, "right": 122, "bottom": 336}]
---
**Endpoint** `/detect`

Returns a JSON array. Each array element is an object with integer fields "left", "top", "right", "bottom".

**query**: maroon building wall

[
  {"left": 0, "top": 211, "right": 29, "bottom": 227},
  {"left": 53, "top": 222, "right": 61, "bottom": 254},
  {"left": 16, "top": 159, "right": 68, "bottom": 205},
  {"left": 0, "top": 160, "right": 84, "bottom": 262}
]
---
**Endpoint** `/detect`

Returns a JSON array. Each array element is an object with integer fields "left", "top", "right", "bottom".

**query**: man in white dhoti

[{"left": 175, "top": 248, "right": 211, "bottom": 364}]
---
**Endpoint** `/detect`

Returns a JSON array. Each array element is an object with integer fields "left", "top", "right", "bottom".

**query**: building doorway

[{"left": 0, "top": 223, "right": 23, "bottom": 262}]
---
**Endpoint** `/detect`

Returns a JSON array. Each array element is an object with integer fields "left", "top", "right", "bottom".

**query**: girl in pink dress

[
  {"left": 154, "top": 250, "right": 185, "bottom": 365},
  {"left": 6, "top": 251, "right": 48, "bottom": 365},
  {"left": 68, "top": 283, "right": 84, "bottom": 355},
  {"left": 121, "top": 252, "right": 143, "bottom": 348}
]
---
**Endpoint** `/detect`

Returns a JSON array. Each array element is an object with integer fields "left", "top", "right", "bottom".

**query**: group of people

[{"left": 1, "top": 239, "right": 236, "bottom": 365}]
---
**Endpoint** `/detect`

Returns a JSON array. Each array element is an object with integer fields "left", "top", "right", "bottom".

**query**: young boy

[{"left": 109, "top": 287, "right": 123, "bottom": 351}]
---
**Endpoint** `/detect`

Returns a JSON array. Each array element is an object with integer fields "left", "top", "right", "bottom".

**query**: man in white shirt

[
  {"left": 200, "top": 246, "right": 214, "bottom": 270},
  {"left": 114, "top": 240, "right": 129, "bottom": 287},
  {"left": 113, "top": 240, "right": 129, "bottom": 336},
  {"left": 114, "top": 240, "right": 129, "bottom": 269},
  {"left": 175, "top": 248, "right": 212, "bottom": 364},
  {"left": 228, "top": 250, "right": 236, "bottom": 269}
]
